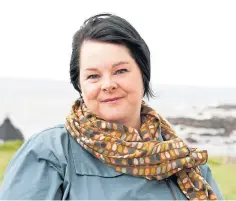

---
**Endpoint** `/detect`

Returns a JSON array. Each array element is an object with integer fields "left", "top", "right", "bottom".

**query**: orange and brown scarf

[{"left": 66, "top": 99, "right": 217, "bottom": 200}]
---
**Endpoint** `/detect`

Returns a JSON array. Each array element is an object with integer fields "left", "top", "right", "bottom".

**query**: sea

[{"left": 1, "top": 78, "right": 236, "bottom": 156}]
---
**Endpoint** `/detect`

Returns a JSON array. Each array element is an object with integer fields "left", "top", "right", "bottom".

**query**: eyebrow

[{"left": 85, "top": 61, "right": 129, "bottom": 71}]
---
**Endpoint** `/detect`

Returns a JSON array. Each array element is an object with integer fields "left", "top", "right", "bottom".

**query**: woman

[{"left": 0, "top": 13, "right": 223, "bottom": 200}]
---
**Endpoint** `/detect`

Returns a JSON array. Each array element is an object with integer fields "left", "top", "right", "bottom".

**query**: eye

[
  {"left": 115, "top": 69, "right": 128, "bottom": 75},
  {"left": 87, "top": 74, "right": 100, "bottom": 79}
]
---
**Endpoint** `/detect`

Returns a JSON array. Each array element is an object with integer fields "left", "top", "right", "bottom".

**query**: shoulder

[
  {"left": 28, "top": 124, "right": 68, "bottom": 143},
  {"left": 0, "top": 125, "right": 70, "bottom": 199},
  {"left": 200, "top": 163, "right": 211, "bottom": 178},
  {"left": 199, "top": 164, "right": 224, "bottom": 200},
  {"left": 9, "top": 124, "right": 71, "bottom": 168},
  {"left": 199, "top": 163, "right": 212, "bottom": 178},
  {"left": 22, "top": 124, "right": 69, "bottom": 152}
]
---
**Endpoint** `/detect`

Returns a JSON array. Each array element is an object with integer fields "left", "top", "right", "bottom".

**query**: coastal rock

[
  {"left": 200, "top": 132, "right": 225, "bottom": 137},
  {"left": 185, "top": 137, "right": 198, "bottom": 143},
  {"left": 167, "top": 116, "right": 236, "bottom": 137},
  {"left": 209, "top": 104, "right": 236, "bottom": 111}
]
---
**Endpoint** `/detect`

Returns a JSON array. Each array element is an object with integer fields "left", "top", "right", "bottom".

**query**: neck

[{"left": 128, "top": 115, "right": 141, "bottom": 130}]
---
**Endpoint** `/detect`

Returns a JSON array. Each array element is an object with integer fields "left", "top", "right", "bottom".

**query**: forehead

[{"left": 79, "top": 40, "right": 133, "bottom": 70}]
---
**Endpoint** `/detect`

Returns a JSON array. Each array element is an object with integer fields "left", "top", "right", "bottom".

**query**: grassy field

[
  {"left": 0, "top": 140, "right": 24, "bottom": 182},
  {"left": 208, "top": 157, "right": 236, "bottom": 200},
  {"left": 0, "top": 141, "right": 236, "bottom": 199}
]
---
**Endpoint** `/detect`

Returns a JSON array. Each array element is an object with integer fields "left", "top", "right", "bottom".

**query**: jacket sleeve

[
  {"left": 0, "top": 134, "right": 64, "bottom": 200},
  {"left": 200, "top": 164, "right": 224, "bottom": 200}
]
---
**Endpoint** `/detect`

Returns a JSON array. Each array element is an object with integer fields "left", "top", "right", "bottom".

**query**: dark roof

[{"left": 0, "top": 117, "right": 24, "bottom": 141}]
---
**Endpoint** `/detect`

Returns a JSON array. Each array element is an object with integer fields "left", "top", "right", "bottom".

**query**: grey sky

[{"left": 0, "top": 0, "right": 236, "bottom": 87}]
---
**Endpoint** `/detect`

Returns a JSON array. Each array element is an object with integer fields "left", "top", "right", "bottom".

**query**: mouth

[{"left": 102, "top": 97, "right": 123, "bottom": 103}]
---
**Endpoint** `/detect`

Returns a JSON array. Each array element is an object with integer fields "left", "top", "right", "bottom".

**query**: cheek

[
  {"left": 120, "top": 74, "right": 144, "bottom": 96},
  {"left": 81, "top": 83, "right": 100, "bottom": 100}
]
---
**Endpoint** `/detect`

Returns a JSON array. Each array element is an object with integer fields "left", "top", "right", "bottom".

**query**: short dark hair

[{"left": 70, "top": 13, "right": 155, "bottom": 99}]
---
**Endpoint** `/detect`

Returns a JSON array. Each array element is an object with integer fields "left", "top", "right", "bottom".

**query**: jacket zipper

[{"left": 165, "top": 178, "right": 177, "bottom": 200}]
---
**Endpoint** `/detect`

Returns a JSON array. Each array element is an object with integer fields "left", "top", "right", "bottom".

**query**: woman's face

[{"left": 79, "top": 40, "right": 144, "bottom": 126}]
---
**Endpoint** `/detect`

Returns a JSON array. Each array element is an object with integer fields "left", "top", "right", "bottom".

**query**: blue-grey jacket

[{"left": 0, "top": 125, "right": 224, "bottom": 200}]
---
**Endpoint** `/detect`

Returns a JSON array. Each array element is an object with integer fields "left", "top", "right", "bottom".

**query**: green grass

[
  {"left": 0, "top": 141, "right": 235, "bottom": 199},
  {"left": 0, "top": 140, "right": 24, "bottom": 151},
  {"left": 0, "top": 140, "right": 23, "bottom": 182},
  {"left": 208, "top": 157, "right": 236, "bottom": 200}
]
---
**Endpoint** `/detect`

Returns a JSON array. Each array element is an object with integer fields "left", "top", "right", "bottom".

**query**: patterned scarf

[{"left": 66, "top": 99, "right": 217, "bottom": 200}]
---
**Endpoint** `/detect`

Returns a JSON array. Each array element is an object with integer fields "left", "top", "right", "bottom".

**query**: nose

[{"left": 101, "top": 76, "right": 117, "bottom": 92}]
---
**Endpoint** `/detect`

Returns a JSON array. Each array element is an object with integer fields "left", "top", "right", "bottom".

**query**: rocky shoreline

[
  {"left": 166, "top": 104, "right": 236, "bottom": 144},
  {"left": 167, "top": 116, "right": 236, "bottom": 137},
  {"left": 208, "top": 104, "right": 236, "bottom": 111}
]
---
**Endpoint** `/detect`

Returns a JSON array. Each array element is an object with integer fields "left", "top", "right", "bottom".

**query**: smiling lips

[{"left": 102, "top": 97, "right": 122, "bottom": 103}]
